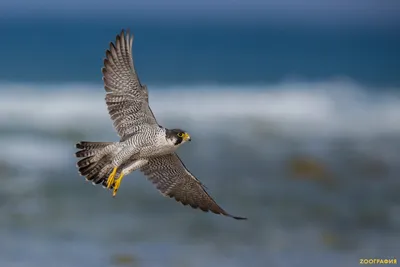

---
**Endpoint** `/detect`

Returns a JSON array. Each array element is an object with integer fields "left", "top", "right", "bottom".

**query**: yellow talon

[
  {"left": 112, "top": 173, "right": 125, "bottom": 197},
  {"left": 106, "top": 167, "right": 118, "bottom": 189}
]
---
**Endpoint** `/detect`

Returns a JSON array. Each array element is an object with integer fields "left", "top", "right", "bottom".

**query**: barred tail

[{"left": 75, "top": 141, "right": 115, "bottom": 186}]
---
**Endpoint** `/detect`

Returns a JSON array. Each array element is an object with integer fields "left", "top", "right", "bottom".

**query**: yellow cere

[
  {"left": 183, "top": 132, "right": 190, "bottom": 141},
  {"left": 177, "top": 132, "right": 190, "bottom": 141}
]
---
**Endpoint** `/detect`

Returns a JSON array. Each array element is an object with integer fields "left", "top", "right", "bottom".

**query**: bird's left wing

[{"left": 140, "top": 153, "right": 247, "bottom": 220}]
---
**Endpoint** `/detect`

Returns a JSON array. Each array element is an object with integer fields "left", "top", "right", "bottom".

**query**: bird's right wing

[
  {"left": 140, "top": 153, "right": 247, "bottom": 220},
  {"left": 102, "top": 30, "right": 158, "bottom": 139}
]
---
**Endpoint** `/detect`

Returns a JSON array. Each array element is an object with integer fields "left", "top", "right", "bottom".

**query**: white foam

[
  {"left": 1, "top": 80, "right": 400, "bottom": 138},
  {"left": 0, "top": 135, "right": 70, "bottom": 170}
]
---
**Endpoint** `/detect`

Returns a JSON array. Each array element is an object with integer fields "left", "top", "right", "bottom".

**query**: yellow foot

[
  {"left": 106, "top": 167, "right": 118, "bottom": 189},
  {"left": 112, "top": 173, "right": 125, "bottom": 197}
]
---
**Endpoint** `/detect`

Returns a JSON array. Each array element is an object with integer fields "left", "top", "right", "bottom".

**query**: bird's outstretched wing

[
  {"left": 102, "top": 30, "right": 158, "bottom": 139},
  {"left": 140, "top": 153, "right": 247, "bottom": 220}
]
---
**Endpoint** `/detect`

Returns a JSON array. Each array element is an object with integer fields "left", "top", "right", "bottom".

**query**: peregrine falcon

[{"left": 75, "top": 30, "right": 246, "bottom": 220}]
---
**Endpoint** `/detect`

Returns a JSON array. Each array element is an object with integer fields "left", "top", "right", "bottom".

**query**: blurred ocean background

[{"left": 1, "top": 1, "right": 400, "bottom": 266}]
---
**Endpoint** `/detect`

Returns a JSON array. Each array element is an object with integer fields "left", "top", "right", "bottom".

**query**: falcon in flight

[{"left": 75, "top": 30, "right": 246, "bottom": 220}]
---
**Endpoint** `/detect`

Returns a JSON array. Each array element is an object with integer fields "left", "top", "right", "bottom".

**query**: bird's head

[{"left": 166, "top": 128, "right": 191, "bottom": 146}]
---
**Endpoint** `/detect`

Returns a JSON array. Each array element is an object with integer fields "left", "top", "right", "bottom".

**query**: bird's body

[{"left": 75, "top": 30, "right": 246, "bottom": 220}]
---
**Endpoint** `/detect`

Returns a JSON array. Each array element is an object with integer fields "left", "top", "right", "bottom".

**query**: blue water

[
  {"left": 0, "top": 18, "right": 399, "bottom": 86},
  {"left": 1, "top": 17, "right": 400, "bottom": 267}
]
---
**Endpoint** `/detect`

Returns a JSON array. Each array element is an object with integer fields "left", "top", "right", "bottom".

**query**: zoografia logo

[{"left": 359, "top": 258, "right": 397, "bottom": 265}]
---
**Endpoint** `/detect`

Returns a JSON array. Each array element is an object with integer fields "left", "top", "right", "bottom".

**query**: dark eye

[{"left": 177, "top": 132, "right": 184, "bottom": 137}]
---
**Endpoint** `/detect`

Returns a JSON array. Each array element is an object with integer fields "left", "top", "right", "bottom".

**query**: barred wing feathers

[
  {"left": 102, "top": 30, "right": 158, "bottom": 139},
  {"left": 140, "top": 153, "right": 247, "bottom": 220}
]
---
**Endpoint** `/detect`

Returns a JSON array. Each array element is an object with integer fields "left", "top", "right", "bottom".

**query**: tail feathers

[
  {"left": 77, "top": 157, "right": 93, "bottom": 168},
  {"left": 81, "top": 157, "right": 108, "bottom": 180},
  {"left": 76, "top": 141, "right": 113, "bottom": 152},
  {"left": 75, "top": 141, "right": 115, "bottom": 186},
  {"left": 76, "top": 150, "right": 96, "bottom": 158},
  {"left": 96, "top": 165, "right": 114, "bottom": 184}
]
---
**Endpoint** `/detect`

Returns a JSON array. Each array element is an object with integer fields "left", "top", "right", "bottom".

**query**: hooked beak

[{"left": 183, "top": 132, "right": 191, "bottom": 142}]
